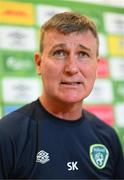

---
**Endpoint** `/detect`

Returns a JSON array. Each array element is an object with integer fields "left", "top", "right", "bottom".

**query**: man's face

[{"left": 35, "top": 29, "right": 99, "bottom": 104}]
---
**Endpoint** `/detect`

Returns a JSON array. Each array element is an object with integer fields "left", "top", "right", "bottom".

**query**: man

[{"left": 0, "top": 12, "right": 123, "bottom": 179}]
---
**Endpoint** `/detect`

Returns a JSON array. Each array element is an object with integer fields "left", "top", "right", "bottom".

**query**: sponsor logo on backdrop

[
  {"left": 109, "top": 58, "right": 124, "bottom": 80},
  {"left": 5, "top": 56, "right": 34, "bottom": 72},
  {"left": 2, "top": 77, "right": 41, "bottom": 103},
  {"left": 85, "top": 79, "right": 113, "bottom": 104},
  {"left": 36, "top": 4, "right": 71, "bottom": 26},
  {"left": 108, "top": 35, "right": 124, "bottom": 56},
  {"left": 115, "top": 103, "right": 124, "bottom": 127},
  {"left": 84, "top": 105, "right": 114, "bottom": 126},
  {"left": 2, "top": 53, "right": 34, "bottom": 73},
  {"left": 104, "top": 12, "right": 124, "bottom": 34},
  {"left": 0, "top": 1, "right": 34, "bottom": 25},
  {"left": 0, "top": 26, "right": 36, "bottom": 51}
]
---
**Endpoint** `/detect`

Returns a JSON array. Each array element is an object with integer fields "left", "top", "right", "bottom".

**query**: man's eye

[
  {"left": 53, "top": 50, "right": 66, "bottom": 57},
  {"left": 79, "top": 51, "right": 89, "bottom": 58}
]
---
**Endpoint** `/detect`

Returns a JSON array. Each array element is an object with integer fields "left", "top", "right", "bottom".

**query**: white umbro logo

[{"left": 36, "top": 150, "right": 50, "bottom": 164}]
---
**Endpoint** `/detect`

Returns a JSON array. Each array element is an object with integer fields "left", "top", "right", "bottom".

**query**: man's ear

[
  {"left": 34, "top": 52, "right": 42, "bottom": 75},
  {"left": 97, "top": 56, "right": 100, "bottom": 62},
  {"left": 96, "top": 56, "right": 101, "bottom": 77}
]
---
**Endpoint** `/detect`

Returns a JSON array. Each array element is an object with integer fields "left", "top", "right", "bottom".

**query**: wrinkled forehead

[
  {"left": 42, "top": 29, "right": 98, "bottom": 56},
  {"left": 41, "top": 29, "right": 98, "bottom": 55},
  {"left": 45, "top": 28, "right": 98, "bottom": 43}
]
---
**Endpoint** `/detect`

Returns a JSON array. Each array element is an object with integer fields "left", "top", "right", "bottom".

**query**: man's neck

[{"left": 39, "top": 96, "right": 83, "bottom": 121}]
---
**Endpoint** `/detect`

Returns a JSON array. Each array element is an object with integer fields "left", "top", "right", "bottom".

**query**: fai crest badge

[{"left": 90, "top": 144, "right": 109, "bottom": 169}]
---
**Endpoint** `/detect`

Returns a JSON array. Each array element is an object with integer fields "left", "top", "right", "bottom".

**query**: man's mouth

[{"left": 61, "top": 82, "right": 82, "bottom": 85}]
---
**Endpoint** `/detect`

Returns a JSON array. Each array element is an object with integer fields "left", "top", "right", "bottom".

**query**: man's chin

[{"left": 59, "top": 95, "right": 84, "bottom": 104}]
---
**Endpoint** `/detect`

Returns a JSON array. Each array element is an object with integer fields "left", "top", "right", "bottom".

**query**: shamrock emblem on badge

[{"left": 90, "top": 144, "right": 109, "bottom": 169}]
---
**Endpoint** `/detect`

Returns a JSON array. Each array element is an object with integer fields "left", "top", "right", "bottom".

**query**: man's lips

[{"left": 60, "top": 81, "right": 82, "bottom": 85}]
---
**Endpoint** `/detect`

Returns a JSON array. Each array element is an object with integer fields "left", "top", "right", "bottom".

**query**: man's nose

[{"left": 64, "top": 56, "right": 79, "bottom": 75}]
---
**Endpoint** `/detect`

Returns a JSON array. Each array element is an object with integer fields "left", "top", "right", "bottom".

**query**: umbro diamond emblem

[
  {"left": 90, "top": 144, "right": 109, "bottom": 169},
  {"left": 36, "top": 150, "right": 50, "bottom": 164}
]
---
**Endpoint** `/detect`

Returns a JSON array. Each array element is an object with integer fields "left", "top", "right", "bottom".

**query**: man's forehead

[
  {"left": 42, "top": 29, "right": 98, "bottom": 55},
  {"left": 45, "top": 29, "right": 86, "bottom": 35},
  {"left": 43, "top": 29, "right": 97, "bottom": 44}
]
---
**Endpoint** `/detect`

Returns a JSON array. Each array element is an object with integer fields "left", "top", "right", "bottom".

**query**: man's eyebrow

[
  {"left": 50, "top": 44, "right": 91, "bottom": 52},
  {"left": 51, "top": 44, "right": 66, "bottom": 50},
  {"left": 79, "top": 44, "right": 91, "bottom": 52}
]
